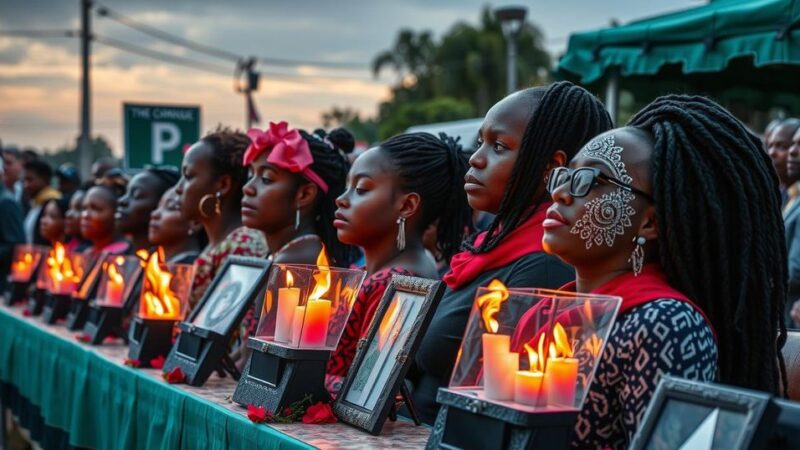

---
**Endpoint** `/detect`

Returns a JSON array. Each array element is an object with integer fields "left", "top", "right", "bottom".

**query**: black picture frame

[
  {"left": 630, "top": 376, "right": 778, "bottom": 450},
  {"left": 334, "top": 275, "right": 445, "bottom": 435},
  {"left": 163, "top": 256, "right": 271, "bottom": 386}
]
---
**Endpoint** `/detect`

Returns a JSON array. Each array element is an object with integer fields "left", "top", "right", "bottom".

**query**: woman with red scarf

[
  {"left": 408, "top": 81, "right": 613, "bottom": 424},
  {"left": 542, "top": 96, "right": 787, "bottom": 449}
]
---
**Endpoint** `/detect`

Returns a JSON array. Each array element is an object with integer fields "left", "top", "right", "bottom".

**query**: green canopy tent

[{"left": 555, "top": 0, "right": 800, "bottom": 128}]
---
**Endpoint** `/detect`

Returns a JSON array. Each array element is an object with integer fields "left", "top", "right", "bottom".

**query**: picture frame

[
  {"left": 630, "top": 376, "right": 778, "bottom": 450},
  {"left": 334, "top": 275, "right": 445, "bottom": 435},
  {"left": 163, "top": 256, "right": 271, "bottom": 386}
]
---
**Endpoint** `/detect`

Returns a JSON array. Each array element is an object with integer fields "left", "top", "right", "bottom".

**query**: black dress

[{"left": 407, "top": 251, "right": 575, "bottom": 424}]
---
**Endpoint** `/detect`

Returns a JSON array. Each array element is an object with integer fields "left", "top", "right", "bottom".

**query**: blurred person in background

[
  {"left": 0, "top": 153, "right": 26, "bottom": 294},
  {"left": 22, "top": 159, "right": 61, "bottom": 245},
  {"left": 56, "top": 163, "right": 81, "bottom": 199},
  {"left": 91, "top": 157, "right": 118, "bottom": 185}
]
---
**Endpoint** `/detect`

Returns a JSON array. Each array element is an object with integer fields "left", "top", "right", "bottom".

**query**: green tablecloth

[{"left": 0, "top": 307, "right": 312, "bottom": 450}]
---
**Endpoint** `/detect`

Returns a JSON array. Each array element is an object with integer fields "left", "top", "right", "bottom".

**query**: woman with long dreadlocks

[
  {"left": 541, "top": 95, "right": 787, "bottom": 449},
  {"left": 409, "top": 81, "right": 613, "bottom": 424}
]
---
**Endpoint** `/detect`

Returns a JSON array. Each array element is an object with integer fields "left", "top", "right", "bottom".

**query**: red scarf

[
  {"left": 512, "top": 264, "right": 717, "bottom": 346},
  {"left": 443, "top": 203, "right": 550, "bottom": 290}
]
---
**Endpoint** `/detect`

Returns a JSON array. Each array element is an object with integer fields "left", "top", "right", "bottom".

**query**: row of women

[{"left": 42, "top": 81, "right": 786, "bottom": 449}]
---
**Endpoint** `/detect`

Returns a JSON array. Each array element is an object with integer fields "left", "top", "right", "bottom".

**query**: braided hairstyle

[
  {"left": 471, "top": 81, "right": 613, "bottom": 253},
  {"left": 202, "top": 125, "right": 251, "bottom": 206},
  {"left": 628, "top": 95, "right": 787, "bottom": 395},
  {"left": 378, "top": 132, "right": 473, "bottom": 261},
  {"left": 299, "top": 129, "right": 360, "bottom": 267}
]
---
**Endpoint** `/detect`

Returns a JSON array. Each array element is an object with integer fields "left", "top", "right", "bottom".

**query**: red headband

[{"left": 243, "top": 121, "right": 329, "bottom": 194}]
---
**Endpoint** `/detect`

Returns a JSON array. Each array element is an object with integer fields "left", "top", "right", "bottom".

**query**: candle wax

[
  {"left": 514, "top": 371, "right": 546, "bottom": 407},
  {"left": 275, "top": 287, "right": 300, "bottom": 342},
  {"left": 300, "top": 299, "right": 331, "bottom": 348},
  {"left": 544, "top": 357, "right": 579, "bottom": 406},
  {"left": 105, "top": 279, "right": 124, "bottom": 306},
  {"left": 290, "top": 306, "right": 305, "bottom": 346},
  {"left": 482, "top": 334, "right": 518, "bottom": 401}
]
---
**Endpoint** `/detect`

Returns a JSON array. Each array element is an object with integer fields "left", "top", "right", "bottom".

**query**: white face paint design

[{"left": 569, "top": 134, "right": 637, "bottom": 249}]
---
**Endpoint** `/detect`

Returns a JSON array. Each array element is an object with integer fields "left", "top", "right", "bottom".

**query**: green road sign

[{"left": 123, "top": 103, "right": 201, "bottom": 170}]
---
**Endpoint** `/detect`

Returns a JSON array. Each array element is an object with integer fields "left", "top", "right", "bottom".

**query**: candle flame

[
  {"left": 553, "top": 322, "right": 573, "bottom": 358},
  {"left": 45, "top": 242, "right": 81, "bottom": 290},
  {"left": 11, "top": 251, "right": 34, "bottom": 278},
  {"left": 584, "top": 333, "right": 603, "bottom": 358},
  {"left": 141, "top": 247, "right": 181, "bottom": 319},
  {"left": 477, "top": 279, "right": 509, "bottom": 333},
  {"left": 286, "top": 270, "right": 294, "bottom": 288},
  {"left": 524, "top": 333, "right": 547, "bottom": 372},
  {"left": 309, "top": 246, "right": 331, "bottom": 302},
  {"left": 107, "top": 261, "right": 124, "bottom": 287}
]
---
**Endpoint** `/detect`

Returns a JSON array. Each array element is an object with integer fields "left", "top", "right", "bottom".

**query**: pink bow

[{"left": 243, "top": 121, "right": 328, "bottom": 193}]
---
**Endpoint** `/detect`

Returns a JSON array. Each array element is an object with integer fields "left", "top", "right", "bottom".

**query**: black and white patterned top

[{"left": 571, "top": 299, "right": 718, "bottom": 449}]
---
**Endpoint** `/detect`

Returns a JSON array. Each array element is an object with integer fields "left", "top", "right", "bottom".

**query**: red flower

[
  {"left": 123, "top": 358, "right": 141, "bottom": 368},
  {"left": 22, "top": 309, "right": 33, "bottom": 317},
  {"left": 247, "top": 404, "right": 272, "bottom": 423},
  {"left": 302, "top": 402, "right": 337, "bottom": 424},
  {"left": 163, "top": 367, "right": 185, "bottom": 384},
  {"left": 282, "top": 407, "right": 293, "bottom": 416},
  {"left": 74, "top": 333, "right": 90, "bottom": 343},
  {"left": 149, "top": 355, "right": 166, "bottom": 369}
]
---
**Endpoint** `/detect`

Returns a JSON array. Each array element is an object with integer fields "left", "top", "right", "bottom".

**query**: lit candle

[
  {"left": 11, "top": 253, "right": 34, "bottom": 282},
  {"left": 482, "top": 333, "right": 518, "bottom": 401},
  {"left": 300, "top": 299, "right": 331, "bottom": 348},
  {"left": 275, "top": 272, "right": 300, "bottom": 343},
  {"left": 514, "top": 371, "right": 546, "bottom": 407},
  {"left": 544, "top": 357, "right": 579, "bottom": 406},
  {"left": 105, "top": 278, "right": 124, "bottom": 305}
]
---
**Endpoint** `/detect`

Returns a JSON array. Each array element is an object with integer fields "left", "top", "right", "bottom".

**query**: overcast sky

[{"left": 0, "top": 0, "right": 699, "bottom": 155}]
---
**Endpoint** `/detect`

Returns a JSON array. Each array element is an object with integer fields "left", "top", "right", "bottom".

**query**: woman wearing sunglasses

[
  {"left": 541, "top": 96, "right": 787, "bottom": 449},
  {"left": 408, "top": 81, "right": 613, "bottom": 424}
]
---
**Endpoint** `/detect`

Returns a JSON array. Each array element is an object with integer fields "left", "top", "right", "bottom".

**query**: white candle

[
  {"left": 290, "top": 305, "right": 305, "bottom": 346},
  {"left": 544, "top": 357, "right": 579, "bottom": 406},
  {"left": 482, "top": 334, "right": 518, "bottom": 401},
  {"left": 514, "top": 371, "right": 546, "bottom": 407},
  {"left": 275, "top": 287, "right": 300, "bottom": 342}
]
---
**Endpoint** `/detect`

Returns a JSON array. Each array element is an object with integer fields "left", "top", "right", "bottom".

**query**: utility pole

[
  {"left": 235, "top": 57, "right": 260, "bottom": 129},
  {"left": 78, "top": 0, "right": 92, "bottom": 179},
  {"left": 494, "top": 6, "right": 527, "bottom": 95}
]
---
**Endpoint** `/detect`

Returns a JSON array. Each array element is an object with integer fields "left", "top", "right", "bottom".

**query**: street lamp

[{"left": 494, "top": 6, "right": 527, "bottom": 94}]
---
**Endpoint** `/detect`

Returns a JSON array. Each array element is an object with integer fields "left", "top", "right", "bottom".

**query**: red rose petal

[
  {"left": 247, "top": 404, "right": 269, "bottom": 423},
  {"left": 163, "top": 367, "right": 185, "bottom": 384},
  {"left": 124, "top": 358, "right": 141, "bottom": 368},
  {"left": 22, "top": 309, "right": 33, "bottom": 317},
  {"left": 302, "top": 402, "right": 338, "bottom": 424},
  {"left": 150, "top": 355, "right": 166, "bottom": 369}
]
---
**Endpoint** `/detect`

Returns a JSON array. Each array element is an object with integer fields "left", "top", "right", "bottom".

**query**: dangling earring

[
  {"left": 214, "top": 192, "right": 222, "bottom": 215},
  {"left": 295, "top": 208, "right": 300, "bottom": 230},
  {"left": 198, "top": 194, "right": 216, "bottom": 218},
  {"left": 629, "top": 235, "right": 646, "bottom": 276},
  {"left": 396, "top": 217, "right": 406, "bottom": 251}
]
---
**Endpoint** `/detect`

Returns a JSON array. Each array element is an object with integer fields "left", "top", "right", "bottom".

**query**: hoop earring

[
  {"left": 198, "top": 194, "right": 215, "bottom": 219},
  {"left": 295, "top": 208, "right": 300, "bottom": 230},
  {"left": 629, "top": 235, "right": 646, "bottom": 276},
  {"left": 396, "top": 217, "right": 406, "bottom": 251}
]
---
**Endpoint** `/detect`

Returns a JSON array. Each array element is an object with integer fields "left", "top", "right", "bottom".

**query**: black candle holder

[
  {"left": 82, "top": 277, "right": 142, "bottom": 345},
  {"left": 426, "top": 388, "right": 578, "bottom": 450},
  {"left": 163, "top": 322, "right": 241, "bottom": 386},
  {"left": 127, "top": 317, "right": 176, "bottom": 367},
  {"left": 41, "top": 293, "right": 72, "bottom": 324},
  {"left": 233, "top": 339, "right": 330, "bottom": 412},
  {"left": 5, "top": 280, "right": 31, "bottom": 306},
  {"left": 65, "top": 298, "right": 91, "bottom": 330},
  {"left": 26, "top": 287, "right": 47, "bottom": 316}
]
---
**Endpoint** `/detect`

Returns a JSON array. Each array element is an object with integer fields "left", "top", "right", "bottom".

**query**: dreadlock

[
  {"left": 299, "top": 129, "right": 360, "bottom": 267},
  {"left": 628, "top": 94, "right": 788, "bottom": 396},
  {"left": 471, "top": 81, "right": 613, "bottom": 253},
  {"left": 202, "top": 125, "right": 251, "bottom": 206},
  {"left": 378, "top": 132, "right": 473, "bottom": 261}
]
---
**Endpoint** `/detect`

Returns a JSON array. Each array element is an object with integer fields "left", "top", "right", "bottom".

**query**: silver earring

[
  {"left": 396, "top": 217, "right": 406, "bottom": 251},
  {"left": 295, "top": 208, "right": 300, "bottom": 230},
  {"left": 187, "top": 227, "right": 195, "bottom": 236},
  {"left": 629, "top": 235, "right": 646, "bottom": 276}
]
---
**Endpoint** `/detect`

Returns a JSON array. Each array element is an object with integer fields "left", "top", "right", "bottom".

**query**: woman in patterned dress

[
  {"left": 174, "top": 126, "right": 267, "bottom": 317},
  {"left": 325, "top": 132, "right": 473, "bottom": 394},
  {"left": 542, "top": 96, "right": 787, "bottom": 449}
]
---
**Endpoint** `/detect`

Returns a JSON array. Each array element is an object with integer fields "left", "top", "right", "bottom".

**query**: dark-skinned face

[
  {"left": 80, "top": 187, "right": 117, "bottom": 244},
  {"left": 787, "top": 128, "right": 800, "bottom": 180},
  {"left": 116, "top": 172, "right": 164, "bottom": 234},
  {"left": 148, "top": 187, "right": 191, "bottom": 246},
  {"left": 334, "top": 147, "right": 404, "bottom": 248},
  {"left": 22, "top": 171, "right": 47, "bottom": 198},
  {"left": 39, "top": 201, "right": 65, "bottom": 243},
  {"left": 65, "top": 190, "right": 85, "bottom": 237},
  {"left": 466, "top": 91, "right": 534, "bottom": 214},
  {"left": 767, "top": 123, "right": 797, "bottom": 184},
  {"left": 542, "top": 129, "right": 655, "bottom": 271},
  {"left": 174, "top": 141, "right": 218, "bottom": 221},
  {"left": 241, "top": 150, "right": 301, "bottom": 233}
]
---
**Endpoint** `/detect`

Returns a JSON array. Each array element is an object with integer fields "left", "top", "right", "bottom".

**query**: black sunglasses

[{"left": 547, "top": 167, "right": 655, "bottom": 202}]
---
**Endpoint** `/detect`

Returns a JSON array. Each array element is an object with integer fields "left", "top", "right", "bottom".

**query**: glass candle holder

[
  {"left": 93, "top": 255, "right": 143, "bottom": 308},
  {"left": 9, "top": 244, "right": 44, "bottom": 283},
  {"left": 137, "top": 254, "right": 195, "bottom": 321}
]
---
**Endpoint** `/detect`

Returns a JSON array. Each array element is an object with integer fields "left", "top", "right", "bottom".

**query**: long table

[{"left": 0, "top": 304, "right": 431, "bottom": 449}]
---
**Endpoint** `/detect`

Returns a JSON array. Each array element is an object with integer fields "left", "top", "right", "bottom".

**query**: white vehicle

[{"left": 406, "top": 118, "right": 483, "bottom": 152}]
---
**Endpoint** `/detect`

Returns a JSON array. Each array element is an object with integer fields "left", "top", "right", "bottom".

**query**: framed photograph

[
  {"left": 334, "top": 275, "right": 445, "bottom": 435},
  {"left": 188, "top": 257, "right": 270, "bottom": 336},
  {"left": 630, "top": 376, "right": 778, "bottom": 450}
]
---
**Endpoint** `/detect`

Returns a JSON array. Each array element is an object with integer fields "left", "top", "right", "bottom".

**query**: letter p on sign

[{"left": 152, "top": 122, "right": 181, "bottom": 165}]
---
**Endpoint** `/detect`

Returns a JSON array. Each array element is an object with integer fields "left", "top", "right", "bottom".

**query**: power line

[{"left": 0, "top": 29, "right": 79, "bottom": 38}]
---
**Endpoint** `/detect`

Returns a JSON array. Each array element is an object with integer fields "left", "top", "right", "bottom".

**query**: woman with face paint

[
  {"left": 409, "top": 81, "right": 613, "bottom": 424},
  {"left": 327, "top": 132, "right": 473, "bottom": 393},
  {"left": 539, "top": 96, "right": 787, "bottom": 449}
]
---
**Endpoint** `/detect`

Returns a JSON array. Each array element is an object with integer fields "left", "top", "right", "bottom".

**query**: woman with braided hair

[
  {"left": 541, "top": 94, "right": 786, "bottom": 448},
  {"left": 326, "top": 131, "right": 473, "bottom": 393},
  {"left": 410, "top": 81, "right": 613, "bottom": 424}
]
